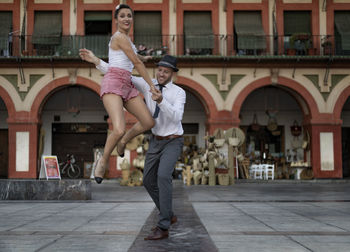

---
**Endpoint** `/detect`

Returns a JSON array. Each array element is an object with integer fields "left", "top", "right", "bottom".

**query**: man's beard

[{"left": 157, "top": 75, "right": 172, "bottom": 85}]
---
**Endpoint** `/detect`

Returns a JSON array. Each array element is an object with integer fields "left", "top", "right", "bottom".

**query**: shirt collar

[{"left": 157, "top": 80, "right": 173, "bottom": 89}]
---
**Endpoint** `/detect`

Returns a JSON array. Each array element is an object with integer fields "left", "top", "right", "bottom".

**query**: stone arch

[
  {"left": 231, "top": 76, "right": 320, "bottom": 121},
  {"left": 0, "top": 85, "right": 16, "bottom": 119},
  {"left": 31, "top": 76, "right": 100, "bottom": 120},
  {"left": 176, "top": 76, "right": 219, "bottom": 117},
  {"left": 333, "top": 85, "right": 350, "bottom": 121}
]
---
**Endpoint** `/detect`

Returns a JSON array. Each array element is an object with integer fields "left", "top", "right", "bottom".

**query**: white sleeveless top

[{"left": 108, "top": 31, "right": 137, "bottom": 73}]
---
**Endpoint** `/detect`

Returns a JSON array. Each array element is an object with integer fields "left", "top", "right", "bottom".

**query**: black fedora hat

[{"left": 156, "top": 55, "right": 179, "bottom": 72}]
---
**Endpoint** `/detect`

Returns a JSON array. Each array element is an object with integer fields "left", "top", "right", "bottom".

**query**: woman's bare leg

[
  {"left": 117, "top": 96, "right": 155, "bottom": 155},
  {"left": 95, "top": 94, "right": 125, "bottom": 178}
]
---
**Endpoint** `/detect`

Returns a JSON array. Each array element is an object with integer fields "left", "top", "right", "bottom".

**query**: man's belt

[{"left": 153, "top": 134, "right": 182, "bottom": 140}]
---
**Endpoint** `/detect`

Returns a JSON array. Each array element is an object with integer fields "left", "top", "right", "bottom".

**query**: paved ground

[{"left": 0, "top": 179, "right": 350, "bottom": 251}]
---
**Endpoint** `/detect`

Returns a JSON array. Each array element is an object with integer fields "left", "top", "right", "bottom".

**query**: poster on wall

[{"left": 39, "top": 156, "right": 61, "bottom": 180}]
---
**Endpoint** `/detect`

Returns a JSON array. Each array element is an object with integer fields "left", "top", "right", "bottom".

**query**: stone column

[
  {"left": 7, "top": 114, "right": 39, "bottom": 178},
  {"left": 309, "top": 123, "right": 342, "bottom": 178},
  {"left": 206, "top": 111, "right": 237, "bottom": 135}
]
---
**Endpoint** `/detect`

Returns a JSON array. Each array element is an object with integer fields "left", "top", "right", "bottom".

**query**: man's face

[{"left": 156, "top": 66, "right": 173, "bottom": 85}]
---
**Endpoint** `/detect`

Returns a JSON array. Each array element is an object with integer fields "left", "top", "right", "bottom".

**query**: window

[
  {"left": 32, "top": 11, "right": 62, "bottom": 55},
  {"left": 234, "top": 11, "right": 266, "bottom": 55},
  {"left": 334, "top": 11, "right": 350, "bottom": 55},
  {"left": 84, "top": 11, "right": 112, "bottom": 35},
  {"left": 184, "top": 11, "right": 214, "bottom": 55},
  {"left": 0, "top": 11, "right": 12, "bottom": 56},
  {"left": 134, "top": 11, "right": 162, "bottom": 56},
  {"left": 82, "top": 11, "right": 112, "bottom": 57},
  {"left": 284, "top": 11, "right": 311, "bottom": 36},
  {"left": 283, "top": 11, "right": 311, "bottom": 54}
]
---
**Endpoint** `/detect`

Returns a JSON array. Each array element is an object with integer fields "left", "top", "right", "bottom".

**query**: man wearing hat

[{"left": 79, "top": 49, "right": 186, "bottom": 240}]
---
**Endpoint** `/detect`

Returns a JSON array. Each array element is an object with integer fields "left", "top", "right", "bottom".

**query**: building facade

[{"left": 0, "top": 0, "right": 350, "bottom": 179}]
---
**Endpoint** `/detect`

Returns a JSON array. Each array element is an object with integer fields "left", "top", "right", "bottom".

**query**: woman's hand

[
  {"left": 79, "top": 48, "right": 100, "bottom": 65},
  {"left": 151, "top": 87, "right": 163, "bottom": 103},
  {"left": 149, "top": 84, "right": 157, "bottom": 95}
]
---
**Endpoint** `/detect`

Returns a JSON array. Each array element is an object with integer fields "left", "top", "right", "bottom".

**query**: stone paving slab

[
  {"left": 0, "top": 201, "right": 154, "bottom": 252},
  {"left": 129, "top": 184, "right": 218, "bottom": 252},
  {"left": 193, "top": 201, "right": 350, "bottom": 252},
  {"left": 1, "top": 181, "right": 350, "bottom": 251}
]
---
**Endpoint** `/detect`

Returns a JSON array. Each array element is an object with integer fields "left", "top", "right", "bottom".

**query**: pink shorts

[{"left": 100, "top": 67, "right": 139, "bottom": 102}]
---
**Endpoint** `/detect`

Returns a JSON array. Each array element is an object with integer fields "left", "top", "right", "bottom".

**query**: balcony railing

[{"left": 0, "top": 34, "right": 349, "bottom": 58}]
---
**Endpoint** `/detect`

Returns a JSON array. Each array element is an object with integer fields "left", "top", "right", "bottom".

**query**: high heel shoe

[
  {"left": 117, "top": 143, "right": 125, "bottom": 158},
  {"left": 94, "top": 159, "right": 105, "bottom": 184}
]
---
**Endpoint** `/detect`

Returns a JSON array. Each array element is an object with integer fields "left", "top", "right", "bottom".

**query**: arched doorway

[
  {"left": 340, "top": 97, "right": 350, "bottom": 178},
  {"left": 239, "top": 86, "right": 308, "bottom": 179},
  {"left": 40, "top": 85, "right": 106, "bottom": 178},
  {"left": 0, "top": 97, "right": 8, "bottom": 178}
]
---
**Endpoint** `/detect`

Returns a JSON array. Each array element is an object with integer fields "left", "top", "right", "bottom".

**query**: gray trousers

[{"left": 143, "top": 136, "right": 184, "bottom": 230}]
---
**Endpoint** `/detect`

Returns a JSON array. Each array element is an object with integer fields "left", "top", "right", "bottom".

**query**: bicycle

[{"left": 59, "top": 154, "right": 81, "bottom": 179}]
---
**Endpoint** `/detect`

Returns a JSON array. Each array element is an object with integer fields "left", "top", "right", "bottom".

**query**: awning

[
  {"left": 335, "top": 12, "right": 350, "bottom": 50},
  {"left": 184, "top": 12, "right": 214, "bottom": 49},
  {"left": 134, "top": 11, "right": 162, "bottom": 49},
  {"left": 234, "top": 11, "right": 266, "bottom": 50},
  {"left": 32, "top": 11, "right": 62, "bottom": 45},
  {"left": 84, "top": 11, "right": 112, "bottom": 22}
]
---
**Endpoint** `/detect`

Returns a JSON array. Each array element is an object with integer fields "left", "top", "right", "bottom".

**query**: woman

[{"left": 80, "top": 4, "right": 156, "bottom": 184}]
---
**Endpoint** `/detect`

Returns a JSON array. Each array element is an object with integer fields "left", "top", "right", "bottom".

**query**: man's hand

[
  {"left": 79, "top": 48, "right": 100, "bottom": 66},
  {"left": 151, "top": 88, "right": 163, "bottom": 104}
]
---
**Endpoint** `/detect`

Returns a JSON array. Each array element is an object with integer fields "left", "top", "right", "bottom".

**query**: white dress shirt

[{"left": 96, "top": 60, "right": 186, "bottom": 136}]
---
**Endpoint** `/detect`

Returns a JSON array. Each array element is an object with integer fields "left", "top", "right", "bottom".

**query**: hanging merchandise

[
  {"left": 266, "top": 110, "right": 278, "bottom": 132},
  {"left": 250, "top": 113, "right": 260, "bottom": 131},
  {"left": 213, "top": 128, "right": 226, "bottom": 147},
  {"left": 225, "top": 127, "right": 245, "bottom": 147},
  {"left": 291, "top": 120, "right": 302, "bottom": 137}
]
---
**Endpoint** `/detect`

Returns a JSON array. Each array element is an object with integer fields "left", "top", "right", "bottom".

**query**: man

[{"left": 79, "top": 49, "right": 186, "bottom": 240}]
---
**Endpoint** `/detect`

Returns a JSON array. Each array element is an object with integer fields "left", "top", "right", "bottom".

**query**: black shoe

[{"left": 95, "top": 177, "right": 103, "bottom": 184}]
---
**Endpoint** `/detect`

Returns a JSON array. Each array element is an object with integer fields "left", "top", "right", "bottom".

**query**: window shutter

[
  {"left": 184, "top": 11, "right": 214, "bottom": 49},
  {"left": 32, "top": 11, "right": 62, "bottom": 45},
  {"left": 234, "top": 11, "right": 266, "bottom": 50},
  {"left": 134, "top": 11, "right": 162, "bottom": 49},
  {"left": 284, "top": 11, "right": 311, "bottom": 36},
  {"left": 335, "top": 11, "right": 350, "bottom": 50},
  {"left": 84, "top": 11, "right": 112, "bottom": 21}
]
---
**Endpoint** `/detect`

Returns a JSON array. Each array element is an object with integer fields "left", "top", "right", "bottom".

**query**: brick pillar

[
  {"left": 7, "top": 113, "right": 40, "bottom": 178},
  {"left": 309, "top": 123, "right": 342, "bottom": 178},
  {"left": 206, "top": 111, "right": 238, "bottom": 134}
]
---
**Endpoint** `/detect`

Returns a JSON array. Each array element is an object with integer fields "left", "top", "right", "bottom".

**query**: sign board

[{"left": 39, "top": 156, "right": 61, "bottom": 180}]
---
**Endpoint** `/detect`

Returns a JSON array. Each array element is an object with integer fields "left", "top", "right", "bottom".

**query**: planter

[
  {"left": 287, "top": 49, "right": 296, "bottom": 55},
  {"left": 308, "top": 48, "right": 316, "bottom": 55}
]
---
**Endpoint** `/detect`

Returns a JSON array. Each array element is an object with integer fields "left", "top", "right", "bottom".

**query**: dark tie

[{"left": 153, "top": 85, "right": 164, "bottom": 118}]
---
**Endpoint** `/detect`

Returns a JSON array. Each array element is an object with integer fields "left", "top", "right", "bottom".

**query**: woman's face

[{"left": 116, "top": 8, "right": 133, "bottom": 31}]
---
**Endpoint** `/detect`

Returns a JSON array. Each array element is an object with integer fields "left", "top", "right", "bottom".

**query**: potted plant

[
  {"left": 305, "top": 37, "right": 316, "bottom": 55},
  {"left": 289, "top": 33, "right": 311, "bottom": 55}
]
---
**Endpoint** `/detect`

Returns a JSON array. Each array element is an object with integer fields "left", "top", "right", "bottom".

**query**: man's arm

[{"left": 158, "top": 88, "right": 186, "bottom": 122}]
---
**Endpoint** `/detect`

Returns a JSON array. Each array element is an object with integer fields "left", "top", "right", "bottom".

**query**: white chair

[
  {"left": 264, "top": 164, "right": 274, "bottom": 180},
  {"left": 250, "top": 164, "right": 264, "bottom": 179}
]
